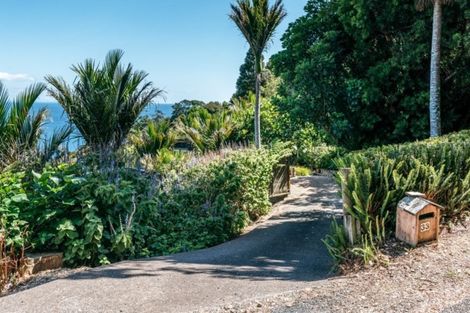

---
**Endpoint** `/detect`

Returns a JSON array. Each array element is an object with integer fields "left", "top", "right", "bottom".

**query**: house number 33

[{"left": 420, "top": 222, "right": 431, "bottom": 232}]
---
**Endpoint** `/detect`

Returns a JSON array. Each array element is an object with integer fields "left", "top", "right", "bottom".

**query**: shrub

[
  {"left": 289, "top": 123, "right": 347, "bottom": 169},
  {"left": 294, "top": 166, "right": 311, "bottom": 176},
  {"left": 1, "top": 146, "right": 290, "bottom": 267},
  {"left": 326, "top": 130, "right": 470, "bottom": 268},
  {"left": 1, "top": 232, "right": 27, "bottom": 293},
  {"left": 0, "top": 172, "right": 29, "bottom": 292},
  {"left": 296, "top": 144, "right": 346, "bottom": 170},
  {"left": 0, "top": 172, "right": 29, "bottom": 251}
]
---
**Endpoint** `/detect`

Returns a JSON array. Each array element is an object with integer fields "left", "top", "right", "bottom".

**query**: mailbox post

[{"left": 340, "top": 168, "right": 361, "bottom": 244}]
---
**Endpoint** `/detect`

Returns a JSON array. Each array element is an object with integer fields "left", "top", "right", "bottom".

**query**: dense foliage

[
  {"left": 130, "top": 119, "right": 177, "bottom": 156},
  {"left": 271, "top": 0, "right": 469, "bottom": 149},
  {"left": 0, "top": 147, "right": 289, "bottom": 267},
  {"left": 176, "top": 108, "right": 235, "bottom": 152},
  {"left": 170, "top": 99, "right": 228, "bottom": 121},
  {"left": 324, "top": 130, "right": 470, "bottom": 266}
]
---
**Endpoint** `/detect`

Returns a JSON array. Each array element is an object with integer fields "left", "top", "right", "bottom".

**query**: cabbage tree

[
  {"left": 46, "top": 50, "right": 164, "bottom": 162},
  {"left": 0, "top": 82, "right": 70, "bottom": 168},
  {"left": 230, "top": 0, "right": 286, "bottom": 148}
]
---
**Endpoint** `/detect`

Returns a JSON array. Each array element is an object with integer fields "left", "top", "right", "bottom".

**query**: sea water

[{"left": 32, "top": 102, "right": 174, "bottom": 150}]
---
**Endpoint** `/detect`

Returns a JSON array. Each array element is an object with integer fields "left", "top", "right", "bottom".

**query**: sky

[{"left": 0, "top": 0, "right": 307, "bottom": 103}]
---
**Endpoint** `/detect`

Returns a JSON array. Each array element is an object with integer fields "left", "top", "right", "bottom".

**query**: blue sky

[{"left": 0, "top": 0, "right": 306, "bottom": 103}]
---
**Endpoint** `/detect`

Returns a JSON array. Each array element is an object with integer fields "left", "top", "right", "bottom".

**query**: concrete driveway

[{"left": 0, "top": 176, "right": 341, "bottom": 313}]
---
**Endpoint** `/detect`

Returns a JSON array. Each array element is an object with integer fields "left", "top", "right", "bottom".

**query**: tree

[
  {"left": 230, "top": 93, "right": 286, "bottom": 144},
  {"left": 171, "top": 99, "right": 227, "bottom": 121},
  {"left": 176, "top": 107, "right": 234, "bottom": 153},
  {"left": 233, "top": 49, "right": 279, "bottom": 100},
  {"left": 230, "top": 0, "right": 287, "bottom": 149},
  {"left": 417, "top": 0, "right": 454, "bottom": 137},
  {"left": 0, "top": 82, "right": 71, "bottom": 168},
  {"left": 271, "top": 0, "right": 469, "bottom": 149},
  {"left": 46, "top": 50, "right": 164, "bottom": 163},
  {"left": 171, "top": 99, "right": 206, "bottom": 120},
  {"left": 131, "top": 119, "right": 177, "bottom": 156},
  {"left": 0, "top": 82, "right": 46, "bottom": 167}
]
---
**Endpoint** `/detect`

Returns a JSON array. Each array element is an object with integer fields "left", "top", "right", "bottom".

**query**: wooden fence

[{"left": 269, "top": 163, "right": 291, "bottom": 203}]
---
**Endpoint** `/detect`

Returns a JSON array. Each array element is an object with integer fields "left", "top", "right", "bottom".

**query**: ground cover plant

[{"left": 324, "top": 129, "right": 470, "bottom": 267}]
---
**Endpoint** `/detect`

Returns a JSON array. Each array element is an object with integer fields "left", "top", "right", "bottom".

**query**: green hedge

[
  {"left": 0, "top": 147, "right": 288, "bottom": 267},
  {"left": 324, "top": 130, "right": 470, "bottom": 266}
]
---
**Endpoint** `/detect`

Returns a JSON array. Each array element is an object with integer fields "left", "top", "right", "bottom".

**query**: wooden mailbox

[{"left": 396, "top": 192, "right": 442, "bottom": 246}]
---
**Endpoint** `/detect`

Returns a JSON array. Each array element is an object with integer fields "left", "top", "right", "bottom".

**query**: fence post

[{"left": 340, "top": 168, "right": 361, "bottom": 245}]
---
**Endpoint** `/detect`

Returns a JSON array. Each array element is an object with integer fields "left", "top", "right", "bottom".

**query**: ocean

[{"left": 32, "top": 102, "right": 174, "bottom": 149}]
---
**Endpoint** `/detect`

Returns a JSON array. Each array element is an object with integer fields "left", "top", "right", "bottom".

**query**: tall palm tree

[
  {"left": 46, "top": 50, "right": 164, "bottom": 162},
  {"left": 229, "top": 0, "right": 286, "bottom": 148},
  {"left": 417, "top": 0, "right": 454, "bottom": 137}
]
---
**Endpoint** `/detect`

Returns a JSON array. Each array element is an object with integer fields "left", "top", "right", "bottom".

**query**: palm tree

[
  {"left": 229, "top": 0, "right": 286, "bottom": 148},
  {"left": 131, "top": 119, "right": 177, "bottom": 156},
  {"left": 0, "top": 81, "right": 46, "bottom": 167},
  {"left": 0, "top": 81, "right": 71, "bottom": 168},
  {"left": 417, "top": 0, "right": 454, "bottom": 137},
  {"left": 176, "top": 108, "right": 234, "bottom": 153},
  {"left": 46, "top": 50, "right": 164, "bottom": 162}
]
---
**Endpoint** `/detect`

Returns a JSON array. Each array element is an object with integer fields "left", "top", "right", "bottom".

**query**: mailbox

[{"left": 396, "top": 192, "right": 442, "bottom": 246}]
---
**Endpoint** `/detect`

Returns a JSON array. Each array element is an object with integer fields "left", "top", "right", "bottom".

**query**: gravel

[{"left": 211, "top": 224, "right": 470, "bottom": 313}]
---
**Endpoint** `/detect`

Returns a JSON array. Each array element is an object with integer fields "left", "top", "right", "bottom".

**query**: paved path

[{"left": 1, "top": 176, "right": 341, "bottom": 313}]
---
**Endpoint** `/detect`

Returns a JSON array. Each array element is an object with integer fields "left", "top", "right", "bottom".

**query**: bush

[
  {"left": 0, "top": 172, "right": 28, "bottom": 251},
  {"left": 289, "top": 123, "right": 346, "bottom": 169},
  {"left": 326, "top": 130, "right": 470, "bottom": 268},
  {"left": 295, "top": 144, "right": 346, "bottom": 170},
  {"left": 0, "top": 172, "right": 29, "bottom": 292},
  {"left": 294, "top": 166, "right": 311, "bottom": 176},
  {"left": 0, "top": 146, "right": 290, "bottom": 268}
]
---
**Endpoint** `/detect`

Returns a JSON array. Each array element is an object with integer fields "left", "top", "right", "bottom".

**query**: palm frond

[
  {"left": 0, "top": 82, "right": 47, "bottom": 168},
  {"left": 176, "top": 108, "right": 235, "bottom": 153},
  {"left": 0, "top": 82, "right": 10, "bottom": 131},
  {"left": 39, "top": 124, "right": 74, "bottom": 164},
  {"left": 230, "top": 0, "right": 286, "bottom": 67}
]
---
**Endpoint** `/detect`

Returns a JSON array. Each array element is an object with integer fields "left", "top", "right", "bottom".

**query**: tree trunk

[
  {"left": 254, "top": 54, "right": 262, "bottom": 149},
  {"left": 254, "top": 72, "right": 261, "bottom": 149},
  {"left": 429, "top": 0, "right": 443, "bottom": 137}
]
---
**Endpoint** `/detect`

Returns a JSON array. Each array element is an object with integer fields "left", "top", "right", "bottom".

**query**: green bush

[
  {"left": 296, "top": 144, "right": 346, "bottom": 170},
  {"left": 294, "top": 166, "right": 311, "bottom": 177},
  {"left": 0, "top": 172, "right": 28, "bottom": 250},
  {"left": 286, "top": 123, "right": 346, "bottom": 169},
  {"left": 0, "top": 146, "right": 290, "bottom": 267},
  {"left": 326, "top": 130, "right": 470, "bottom": 267}
]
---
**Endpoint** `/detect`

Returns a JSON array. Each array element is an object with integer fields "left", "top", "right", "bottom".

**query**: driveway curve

[{"left": 1, "top": 176, "right": 341, "bottom": 313}]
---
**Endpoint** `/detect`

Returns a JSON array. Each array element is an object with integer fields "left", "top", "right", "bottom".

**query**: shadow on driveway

[{"left": 64, "top": 176, "right": 342, "bottom": 283}]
